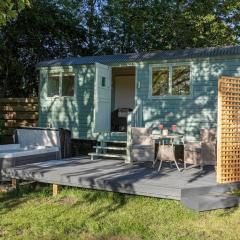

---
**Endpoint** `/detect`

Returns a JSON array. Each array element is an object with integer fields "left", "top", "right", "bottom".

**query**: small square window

[
  {"left": 101, "top": 76, "right": 106, "bottom": 87},
  {"left": 62, "top": 74, "right": 74, "bottom": 96},
  {"left": 48, "top": 75, "right": 59, "bottom": 97},
  {"left": 172, "top": 66, "right": 190, "bottom": 95},
  {"left": 152, "top": 67, "right": 169, "bottom": 96}
]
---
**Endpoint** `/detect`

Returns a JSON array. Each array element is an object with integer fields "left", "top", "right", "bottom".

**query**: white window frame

[
  {"left": 47, "top": 70, "right": 76, "bottom": 98},
  {"left": 149, "top": 62, "right": 193, "bottom": 99}
]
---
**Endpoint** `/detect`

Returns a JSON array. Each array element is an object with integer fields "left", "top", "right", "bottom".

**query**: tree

[
  {"left": 0, "top": 0, "right": 239, "bottom": 97},
  {"left": 0, "top": 0, "right": 87, "bottom": 96},
  {"left": 102, "top": 0, "right": 240, "bottom": 53},
  {"left": 0, "top": 0, "right": 30, "bottom": 26}
]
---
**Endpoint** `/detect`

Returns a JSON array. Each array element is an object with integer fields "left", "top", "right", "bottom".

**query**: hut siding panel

[
  {"left": 137, "top": 58, "right": 240, "bottom": 141},
  {"left": 39, "top": 66, "right": 95, "bottom": 139},
  {"left": 38, "top": 57, "right": 240, "bottom": 141}
]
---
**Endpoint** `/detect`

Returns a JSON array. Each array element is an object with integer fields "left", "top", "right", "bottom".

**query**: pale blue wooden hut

[{"left": 36, "top": 46, "right": 240, "bottom": 146}]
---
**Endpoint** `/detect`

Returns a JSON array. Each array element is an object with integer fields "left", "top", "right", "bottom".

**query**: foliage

[
  {"left": 0, "top": 0, "right": 239, "bottom": 97},
  {"left": 103, "top": 0, "right": 240, "bottom": 53},
  {"left": 0, "top": 0, "right": 88, "bottom": 96},
  {"left": 0, "top": 0, "right": 30, "bottom": 26},
  {"left": 0, "top": 185, "right": 240, "bottom": 239}
]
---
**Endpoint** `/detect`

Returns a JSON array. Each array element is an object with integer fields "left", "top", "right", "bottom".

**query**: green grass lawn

[{"left": 0, "top": 184, "right": 240, "bottom": 240}]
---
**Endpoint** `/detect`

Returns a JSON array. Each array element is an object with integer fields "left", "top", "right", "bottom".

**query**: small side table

[{"left": 152, "top": 134, "right": 183, "bottom": 172}]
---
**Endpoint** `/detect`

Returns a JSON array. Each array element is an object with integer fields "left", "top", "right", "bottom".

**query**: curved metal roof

[{"left": 36, "top": 45, "right": 240, "bottom": 68}]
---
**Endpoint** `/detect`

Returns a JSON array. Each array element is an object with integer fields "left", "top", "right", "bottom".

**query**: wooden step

[
  {"left": 99, "top": 140, "right": 127, "bottom": 144},
  {"left": 88, "top": 153, "right": 126, "bottom": 159},
  {"left": 93, "top": 146, "right": 127, "bottom": 151}
]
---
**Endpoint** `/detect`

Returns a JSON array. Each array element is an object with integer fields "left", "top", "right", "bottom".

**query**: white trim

[
  {"left": 59, "top": 72, "right": 63, "bottom": 97},
  {"left": 135, "top": 66, "right": 138, "bottom": 107},
  {"left": 109, "top": 65, "right": 137, "bottom": 132},
  {"left": 110, "top": 65, "right": 137, "bottom": 108},
  {"left": 108, "top": 66, "right": 112, "bottom": 128},
  {"left": 93, "top": 64, "right": 99, "bottom": 132},
  {"left": 148, "top": 62, "right": 193, "bottom": 99},
  {"left": 169, "top": 66, "right": 172, "bottom": 95}
]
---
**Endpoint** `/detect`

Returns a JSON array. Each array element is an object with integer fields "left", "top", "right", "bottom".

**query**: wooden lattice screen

[{"left": 217, "top": 76, "right": 240, "bottom": 183}]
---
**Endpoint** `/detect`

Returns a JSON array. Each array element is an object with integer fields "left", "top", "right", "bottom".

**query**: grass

[
  {"left": 0, "top": 184, "right": 240, "bottom": 240},
  {"left": 231, "top": 189, "right": 240, "bottom": 196}
]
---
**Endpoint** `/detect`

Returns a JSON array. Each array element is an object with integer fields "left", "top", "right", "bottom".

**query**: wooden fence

[
  {"left": 217, "top": 76, "right": 240, "bottom": 183},
  {"left": 0, "top": 98, "right": 38, "bottom": 143}
]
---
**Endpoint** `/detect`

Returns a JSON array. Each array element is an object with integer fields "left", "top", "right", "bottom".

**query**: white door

[{"left": 93, "top": 62, "right": 111, "bottom": 133}]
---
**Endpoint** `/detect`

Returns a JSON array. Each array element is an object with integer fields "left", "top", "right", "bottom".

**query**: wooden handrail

[{"left": 126, "top": 102, "right": 143, "bottom": 163}]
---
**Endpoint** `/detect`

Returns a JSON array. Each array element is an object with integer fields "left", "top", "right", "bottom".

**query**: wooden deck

[{"left": 2, "top": 156, "right": 218, "bottom": 200}]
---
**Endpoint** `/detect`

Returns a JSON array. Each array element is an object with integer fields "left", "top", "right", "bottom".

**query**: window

[
  {"left": 101, "top": 76, "right": 106, "bottom": 87},
  {"left": 48, "top": 74, "right": 60, "bottom": 97},
  {"left": 172, "top": 66, "right": 190, "bottom": 95},
  {"left": 152, "top": 67, "right": 169, "bottom": 96},
  {"left": 151, "top": 65, "right": 190, "bottom": 96},
  {"left": 62, "top": 74, "right": 74, "bottom": 96},
  {"left": 47, "top": 72, "right": 75, "bottom": 97}
]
